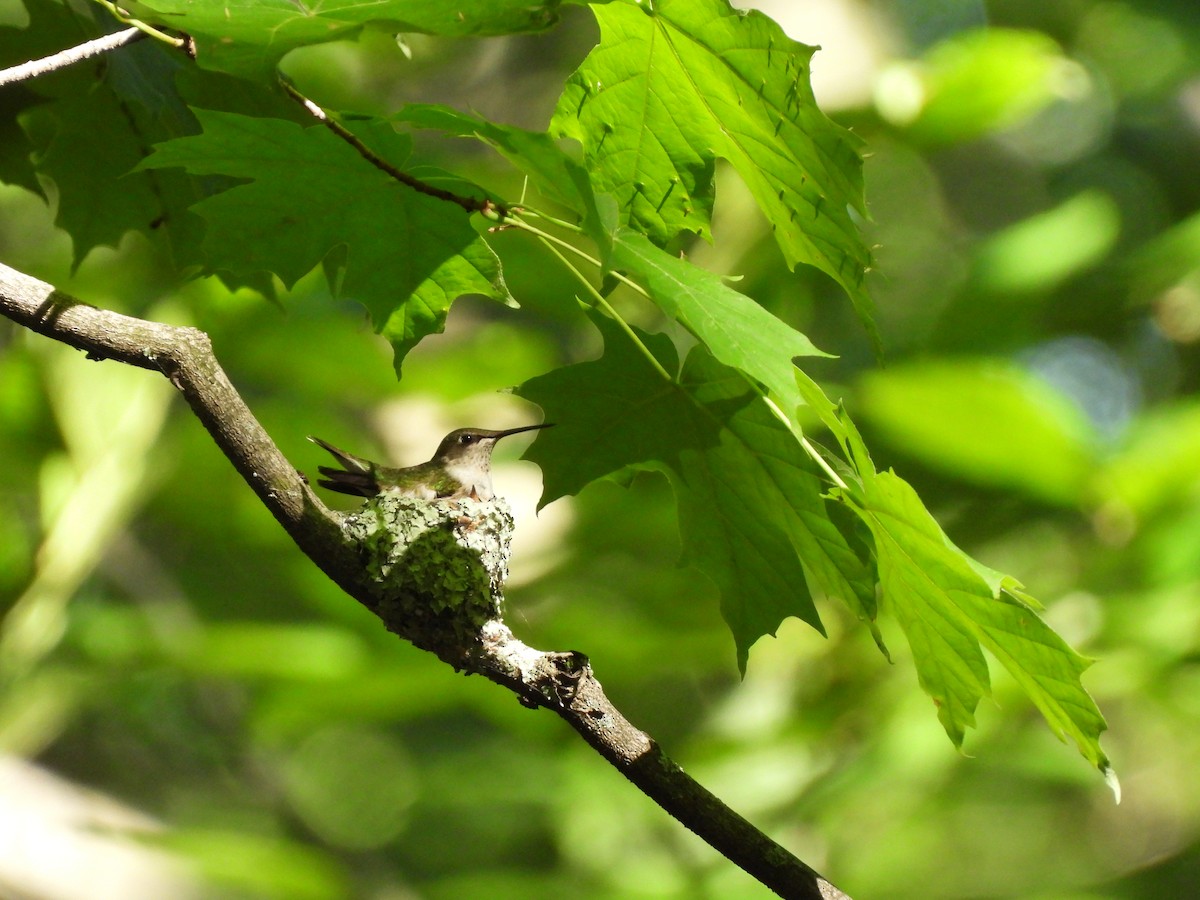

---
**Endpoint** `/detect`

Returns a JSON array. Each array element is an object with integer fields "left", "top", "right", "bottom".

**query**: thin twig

[
  {"left": 87, "top": 0, "right": 191, "bottom": 52},
  {"left": 0, "top": 261, "right": 852, "bottom": 899},
  {"left": 0, "top": 28, "right": 145, "bottom": 88},
  {"left": 280, "top": 80, "right": 508, "bottom": 219}
]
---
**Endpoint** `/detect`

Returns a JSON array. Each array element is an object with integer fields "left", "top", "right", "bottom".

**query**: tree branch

[
  {"left": 0, "top": 28, "right": 146, "bottom": 88},
  {"left": 0, "top": 261, "right": 850, "bottom": 900}
]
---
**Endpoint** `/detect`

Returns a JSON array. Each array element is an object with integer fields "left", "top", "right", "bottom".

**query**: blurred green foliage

[{"left": 2, "top": 0, "right": 1200, "bottom": 898}]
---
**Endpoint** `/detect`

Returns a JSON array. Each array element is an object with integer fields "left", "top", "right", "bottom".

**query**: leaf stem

[
  {"left": 518, "top": 208, "right": 585, "bottom": 234},
  {"left": 88, "top": 0, "right": 191, "bottom": 52},
  {"left": 802, "top": 437, "right": 849, "bottom": 490},
  {"left": 535, "top": 236, "right": 675, "bottom": 383},
  {"left": 508, "top": 216, "right": 655, "bottom": 303},
  {"left": 515, "top": 216, "right": 850, "bottom": 488},
  {"left": 508, "top": 217, "right": 601, "bottom": 266},
  {"left": 761, "top": 394, "right": 849, "bottom": 489}
]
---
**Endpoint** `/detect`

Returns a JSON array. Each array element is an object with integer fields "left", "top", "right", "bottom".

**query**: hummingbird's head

[{"left": 433, "top": 424, "right": 553, "bottom": 466}]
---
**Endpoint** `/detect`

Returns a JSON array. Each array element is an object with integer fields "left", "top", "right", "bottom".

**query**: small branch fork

[
  {"left": 86, "top": 0, "right": 194, "bottom": 55},
  {"left": 0, "top": 263, "right": 850, "bottom": 900}
]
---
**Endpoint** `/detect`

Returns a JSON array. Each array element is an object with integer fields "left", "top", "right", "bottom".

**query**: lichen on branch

[{"left": 342, "top": 494, "right": 514, "bottom": 651}]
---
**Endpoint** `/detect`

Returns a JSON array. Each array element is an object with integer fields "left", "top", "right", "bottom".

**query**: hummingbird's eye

[{"left": 458, "top": 434, "right": 475, "bottom": 445}]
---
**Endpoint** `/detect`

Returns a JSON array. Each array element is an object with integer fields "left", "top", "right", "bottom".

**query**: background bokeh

[{"left": 2, "top": 0, "right": 1200, "bottom": 897}]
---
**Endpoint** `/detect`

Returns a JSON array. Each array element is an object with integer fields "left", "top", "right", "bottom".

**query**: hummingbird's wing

[{"left": 307, "top": 436, "right": 380, "bottom": 497}]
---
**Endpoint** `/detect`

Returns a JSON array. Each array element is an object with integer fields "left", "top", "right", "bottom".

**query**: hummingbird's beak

[{"left": 494, "top": 423, "right": 554, "bottom": 440}]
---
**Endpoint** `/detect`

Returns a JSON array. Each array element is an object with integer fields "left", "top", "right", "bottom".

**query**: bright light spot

[{"left": 875, "top": 63, "right": 927, "bottom": 125}]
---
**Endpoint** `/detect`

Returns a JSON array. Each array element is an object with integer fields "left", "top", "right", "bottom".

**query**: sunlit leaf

[
  {"left": 611, "top": 228, "right": 827, "bottom": 415},
  {"left": 553, "top": 0, "right": 875, "bottom": 340},
  {"left": 129, "top": 0, "right": 564, "bottom": 78},
  {"left": 833, "top": 415, "right": 1111, "bottom": 775}
]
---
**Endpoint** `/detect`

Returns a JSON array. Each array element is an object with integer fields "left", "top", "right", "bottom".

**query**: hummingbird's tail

[{"left": 307, "top": 436, "right": 380, "bottom": 497}]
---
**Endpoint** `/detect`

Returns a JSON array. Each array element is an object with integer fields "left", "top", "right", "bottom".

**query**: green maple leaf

[
  {"left": 825, "top": 410, "right": 1114, "bottom": 782},
  {"left": 0, "top": 2, "right": 297, "bottom": 276},
  {"left": 0, "top": 4, "right": 208, "bottom": 269},
  {"left": 128, "top": 0, "right": 566, "bottom": 78},
  {"left": 0, "top": 96, "right": 40, "bottom": 198},
  {"left": 610, "top": 228, "right": 826, "bottom": 414},
  {"left": 674, "top": 349, "right": 876, "bottom": 669},
  {"left": 553, "top": 0, "right": 876, "bottom": 343},
  {"left": 519, "top": 313, "right": 873, "bottom": 670},
  {"left": 23, "top": 81, "right": 206, "bottom": 270},
  {"left": 141, "top": 110, "right": 511, "bottom": 369}
]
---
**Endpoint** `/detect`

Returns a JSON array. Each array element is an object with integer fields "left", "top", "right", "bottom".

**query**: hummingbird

[{"left": 308, "top": 424, "right": 553, "bottom": 501}]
